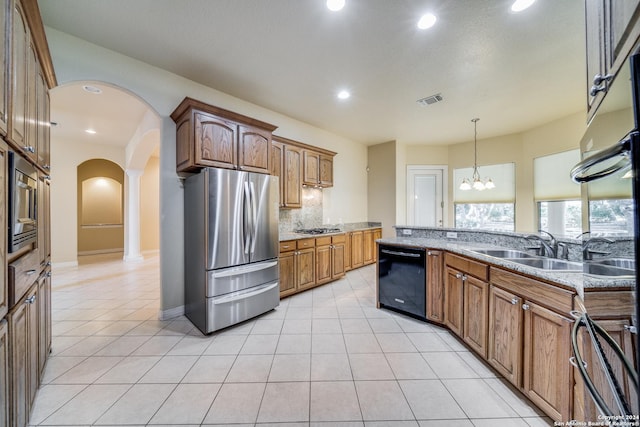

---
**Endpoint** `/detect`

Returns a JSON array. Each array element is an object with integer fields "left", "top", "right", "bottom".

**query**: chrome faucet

[
  {"left": 582, "top": 237, "right": 614, "bottom": 260},
  {"left": 525, "top": 230, "right": 558, "bottom": 258}
]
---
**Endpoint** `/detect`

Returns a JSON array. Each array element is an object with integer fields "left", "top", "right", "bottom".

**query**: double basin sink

[{"left": 470, "top": 249, "right": 635, "bottom": 278}]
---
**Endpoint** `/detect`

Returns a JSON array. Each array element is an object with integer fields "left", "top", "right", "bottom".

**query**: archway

[{"left": 77, "top": 159, "right": 124, "bottom": 256}]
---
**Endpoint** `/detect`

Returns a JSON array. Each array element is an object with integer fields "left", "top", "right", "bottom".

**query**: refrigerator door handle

[
  {"left": 243, "top": 181, "right": 252, "bottom": 255},
  {"left": 249, "top": 181, "right": 258, "bottom": 254}
]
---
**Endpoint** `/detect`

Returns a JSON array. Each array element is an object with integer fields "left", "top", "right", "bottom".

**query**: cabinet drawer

[
  {"left": 445, "top": 253, "right": 488, "bottom": 281},
  {"left": 332, "top": 233, "right": 346, "bottom": 244},
  {"left": 490, "top": 267, "right": 574, "bottom": 314},
  {"left": 279, "top": 241, "right": 296, "bottom": 253},
  {"left": 8, "top": 250, "right": 39, "bottom": 308},
  {"left": 315, "top": 236, "right": 331, "bottom": 246},
  {"left": 297, "top": 238, "right": 316, "bottom": 249}
]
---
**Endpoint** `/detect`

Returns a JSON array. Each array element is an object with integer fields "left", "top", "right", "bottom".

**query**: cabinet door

[
  {"left": 331, "top": 241, "right": 346, "bottom": 279},
  {"left": 271, "top": 142, "right": 284, "bottom": 207},
  {"left": 444, "top": 267, "right": 464, "bottom": 338},
  {"left": 0, "top": 0, "right": 8, "bottom": 136},
  {"left": 238, "top": 124, "right": 270, "bottom": 174},
  {"left": 8, "top": 292, "right": 29, "bottom": 427},
  {"left": 11, "top": 0, "right": 28, "bottom": 148},
  {"left": 319, "top": 154, "right": 333, "bottom": 187},
  {"left": 344, "top": 232, "right": 352, "bottom": 271},
  {"left": 283, "top": 145, "right": 302, "bottom": 208},
  {"left": 487, "top": 285, "right": 523, "bottom": 386},
  {"left": 426, "top": 250, "right": 444, "bottom": 323},
  {"left": 0, "top": 143, "right": 6, "bottom": 319},
  {"left": 350, "top": 231, "right": 364, "bottom": 268},
  {"left": 579, "top": 318, "right": 638, "bottom": 419},
  {"left": 606, "top": 0, "right": 640, "bottom": 73},
  {"left": 195, "top": 112, "right": 236, "bottom": 169},
  {"left": 25, "top": 40, "right": 37, "bottom": 161},
  {"left": 0, "top": 319, "right": 8, "bottom": 427},
  {"left": 373, "top": 229, "right": 381, "bottom": 262},
  {"left": 523, "top": 301, "right": 572, "bottom": 422},
  {"left": 38, "top": 271, "right": 51, "bottom": 376},
  {"left": 463, "top": 275, "right": 488, "bottom": 358},
  {"left": 316, "top": 244, "right": 332, "bottom": 285},
  {"left": 279, "top": 251, "right": 296, "bottom": 298},
  {"left": 303, "top": 150, "right": 319, "bottom": 185},
  {"left": 363, "top": 230, "right": 375, "bottom": 265},
  {"left": 36, "top": 71, "right": 50, "bottom": 170},
  {"left": 27, "top": 286, "right": 38, "bottom": 407},
  {"left": 296, "top": 247, "right": 316, "bottom": 290}
]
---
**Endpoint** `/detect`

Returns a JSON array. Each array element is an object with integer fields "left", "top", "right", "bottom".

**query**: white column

[{"left": 124, "top": 169, "right": 144, "bottom": 262}]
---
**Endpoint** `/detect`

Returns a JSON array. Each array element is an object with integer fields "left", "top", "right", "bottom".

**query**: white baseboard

[{"left": 158, "top": 305, "right": 185, "bottom": 320}]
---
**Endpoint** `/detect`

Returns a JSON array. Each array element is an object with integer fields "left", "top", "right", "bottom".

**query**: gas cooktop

[{"left": 295, "top": 227, "right": 342, "bottom": 235}]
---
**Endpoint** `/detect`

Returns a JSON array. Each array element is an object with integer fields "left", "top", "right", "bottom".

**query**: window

[
  {"left": 453, "top": 163, "right": 515, "bottom": 231},
  {"left": 588, "top": 199, "right": 633, "bottom": 236},
  {"left": 534, "top": 150, "right": 582, "bottom": 236}
]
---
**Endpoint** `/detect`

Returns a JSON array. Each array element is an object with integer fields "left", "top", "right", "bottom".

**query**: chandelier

[{"left": 459, "top": 118, "right": 495, "bottom": 191}]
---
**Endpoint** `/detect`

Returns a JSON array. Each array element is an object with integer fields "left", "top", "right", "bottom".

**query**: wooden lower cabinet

[
  {"left": 350, "top": 231, "right": 364, "bottom": 269},
  {"left": 463, "top": 275, "right": 488, "bottom": 358},
  {"left": 37, "top": 270, "right": 51, "bottom": 376},
  {"left": 278, "top": 239, "right": 315, "bottom": 297},
  {"left": 444, "top": 266, "right": 464, "bottom": 337},
  {"left": 363, "top": 230, "right": 374, "bottom": 265},
  {"left": 316, "top": 237, "right": 332, "bottom": 285},
  {"left": 488, "top": 285, "right": 523, "bottom": 387},
  {"left": 8, "top": 284, "right": 37, "bottom": 427},
  {"left": 425, "top": 250, "right": 444, "bottom": 323},
  {"left": 574, "top": 317, "right": 638, "bottom": 420},
  {"left": 331, "top": 234, "right": 346, "bottom": 280},
  {"left": 0, "top": 318, "right": 8, "bottom": 427},
  {"left": 523, "top": 301, "right": 572, "bottom": 422}
]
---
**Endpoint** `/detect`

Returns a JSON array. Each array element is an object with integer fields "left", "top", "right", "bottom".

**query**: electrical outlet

[
  {"left": 402, "top": 229, "right": 412, "bottom": 236},
  {"left": 446, "top": 231, "right": 458, "bottom": 239}
]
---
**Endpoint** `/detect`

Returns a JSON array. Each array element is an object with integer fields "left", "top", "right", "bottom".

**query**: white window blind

[
  {"left": 453, "top": 163, "right": 515, "bottom": 203},
  {"left": 533, "top": 149, "right": 581, "bottom": 201}
]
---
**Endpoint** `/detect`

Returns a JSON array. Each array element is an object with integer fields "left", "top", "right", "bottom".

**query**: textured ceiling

[{"left": 38, "top": 0, "right": 586, "bottom": 146}]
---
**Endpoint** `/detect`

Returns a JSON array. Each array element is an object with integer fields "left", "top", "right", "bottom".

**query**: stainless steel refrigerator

[{"left": 184, "top": 167, "right": 280, "bottom": 334}]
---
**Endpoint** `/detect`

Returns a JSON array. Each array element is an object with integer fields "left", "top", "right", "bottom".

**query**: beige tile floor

[{"left": 29, "top": 253, "right": 554, "bottom": 426}]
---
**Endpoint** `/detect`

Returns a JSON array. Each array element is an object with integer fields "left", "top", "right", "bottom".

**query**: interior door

[{"left": 407, "top": 166, "right": 446, "bottom": 227}]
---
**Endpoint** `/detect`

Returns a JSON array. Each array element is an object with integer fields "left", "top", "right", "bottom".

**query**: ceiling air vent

[{"left": 416, "top": 93, "right": 443, "bottom": 106}]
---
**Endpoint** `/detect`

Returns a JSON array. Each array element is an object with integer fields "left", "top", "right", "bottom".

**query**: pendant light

[{"left": 459, "top": 118, "right": 495, "bottom": 191}]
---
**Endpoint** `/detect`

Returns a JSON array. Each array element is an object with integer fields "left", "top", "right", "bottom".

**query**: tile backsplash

[{"left": 279, "top": 187, "right": 323, "bottom": 233}]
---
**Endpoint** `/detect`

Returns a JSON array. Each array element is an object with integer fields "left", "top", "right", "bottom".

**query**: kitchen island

[{"left": 376, "top": 226, "right": 636, "bottom": 423}]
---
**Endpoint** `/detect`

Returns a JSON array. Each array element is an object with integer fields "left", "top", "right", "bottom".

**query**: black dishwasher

[{"left": 378, "top": 244, "right": 426, "bottom": 319}]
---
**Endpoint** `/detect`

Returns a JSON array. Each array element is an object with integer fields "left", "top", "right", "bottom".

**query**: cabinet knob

[
  {"left": 624, "top": 325, "right": 637, "bottom": 334},
  {"left": 511, "top": 297, "right": 519, "bottom": 305},
  {"left": 522, "top": 303, "right": 530, "bottom": 311},
  {"left": 23, "top": 146, "right": 35, "bottom": 153},
  {"left": 25, "top": 295, "right": 36, "bottom": 304},
  {"left": 456, "top": 273, "right": 462, "bottom": 279},
  {"left": 25, "top": 269, "right": 37, "bottom": 276}
]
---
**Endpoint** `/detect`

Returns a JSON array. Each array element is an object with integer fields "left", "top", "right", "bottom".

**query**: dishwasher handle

[{"left": 380, "top": 248, "right": 422, "bottom": 258}]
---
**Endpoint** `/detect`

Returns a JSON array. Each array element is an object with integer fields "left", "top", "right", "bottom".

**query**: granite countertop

[
  {"left": 377, "top": 237, "right": 635, "bottom": 297},
  {"left": 280, "top": 222, "right": 382, "bottom": 242}
]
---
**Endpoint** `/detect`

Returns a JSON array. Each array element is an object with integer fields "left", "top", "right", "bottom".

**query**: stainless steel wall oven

[{"left": 8, "top": 151, "right": 37, "bottom": 253}]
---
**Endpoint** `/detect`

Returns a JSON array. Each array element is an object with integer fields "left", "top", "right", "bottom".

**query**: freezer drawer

[
  {"left": 206, "top": 280, "right": 279, "bottom": 332},
  {"left": 206, "top": 259, "right": 278, "bottom": 297}
]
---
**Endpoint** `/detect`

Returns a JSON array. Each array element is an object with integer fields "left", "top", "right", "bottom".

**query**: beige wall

[
  {"left": 77, "top": 159, "right": 125, "bottom": 254},
  {"left": 369, "top": 111, "right": 588, "bottom": 234},
  {"left": 140, "top": 156, "right": 160, "bottom": 252},
  {"left": 367, "top": 141, "right": 397, "bottom": 238}
]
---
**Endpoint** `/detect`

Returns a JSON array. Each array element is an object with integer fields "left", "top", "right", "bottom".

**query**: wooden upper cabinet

[
  {"left": 195, "top": 112, "right": 236, "bottom": 169},
  {"left": 238, "top": 125, "right": 270, "bottom": 173},
  {"left": 36, "top": 71, "right": 49, "bottom": 170},
  {"left": 283, "top": 145, "right": 302, "bottom": 208},
  {"left": 303, "top": 148, "right": 335, "bottom": 187},
  {"left": 171, "top": 97, "right": 277, "bottom": 174},
  {"left": 585, "top": 0, "right": 640, "bottom": 120},
  {"left": 11, "top": 0, "right": 28, "bottom": 149},
  {"left": 0, "top": 0, "right": 8, "bottom": 137}
]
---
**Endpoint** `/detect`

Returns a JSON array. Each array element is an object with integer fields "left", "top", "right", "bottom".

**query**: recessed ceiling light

[
  {"left": 82, "top": 85, "right": 102, "bottom": 94},
  {"left": 511, "top": 0, "right": 536, "bottom": 12},
  {"left": 417, "top": 13, "right": 437, "bottom": 30},
  {"left": 326, "top": 0, "right": 345, "bottom": 12},
  {"left": 337, "top": 90, "right": 351, "bottom": 100},
  {"left": 85, "top": 129, "right": 97, "bottom": 134}
]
